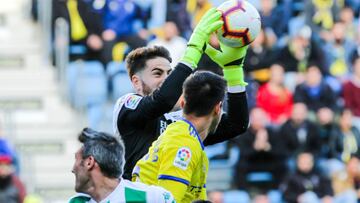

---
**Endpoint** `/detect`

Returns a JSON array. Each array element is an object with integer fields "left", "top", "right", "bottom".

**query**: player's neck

[
  {"left": 90, "top": 176, "right": 120, "bottom": 202},
  {"left": 183, "top": 114, "right": 211, "bottom": 141}
]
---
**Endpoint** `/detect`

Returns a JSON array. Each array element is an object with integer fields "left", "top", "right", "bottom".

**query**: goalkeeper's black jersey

[{"left": 113, "top": 63, "right": 249, "bottom": 180}]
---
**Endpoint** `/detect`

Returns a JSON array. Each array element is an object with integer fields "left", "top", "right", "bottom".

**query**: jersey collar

[
  {"left": 89, "top": 179, "right": 121, "bottom": 203},
  {"left": 181, "top": 119, "right": 205, "bottom": 150}
]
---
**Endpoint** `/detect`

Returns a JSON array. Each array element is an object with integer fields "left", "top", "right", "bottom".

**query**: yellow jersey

[{"left": 132, "top": 119, "right": 209, "bottom": 203}]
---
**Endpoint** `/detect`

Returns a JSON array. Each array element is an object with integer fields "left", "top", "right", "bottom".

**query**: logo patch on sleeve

[
  {"left": 124, "top": 95, "right": 142, "bottom": 110},
  {"left": 173, "top": 147, "right": 192, "bottom": 170}
]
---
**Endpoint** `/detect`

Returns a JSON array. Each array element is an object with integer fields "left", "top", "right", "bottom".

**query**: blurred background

[{"left": 0, "top": 0, "right": 359, "bottom": 202}]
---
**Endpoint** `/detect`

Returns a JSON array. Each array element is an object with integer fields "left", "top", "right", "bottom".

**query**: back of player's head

[
  {"left": 125, "top": 46, "right": 172, "bottom": 78},
  {"left": 183, "top": 71, "right": 226, "bottom": 116},
  {"left": 78, "top": 128, "right": 125, "bottom": 178}
]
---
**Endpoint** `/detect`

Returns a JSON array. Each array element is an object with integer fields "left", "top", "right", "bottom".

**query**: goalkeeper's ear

[{"left": 131, "top": 74, "right": 142, "bottom": 94}]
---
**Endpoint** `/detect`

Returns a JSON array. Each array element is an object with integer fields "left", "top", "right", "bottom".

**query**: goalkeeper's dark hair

[
  {"left": 183, "top": 71, "right": 226, "bottom": 116},
  {"left": 78, "top": 128, "right": 125, "bottom": 178},
  {"left": 125, "top": 46, "right": 172, "bottom": 78}
]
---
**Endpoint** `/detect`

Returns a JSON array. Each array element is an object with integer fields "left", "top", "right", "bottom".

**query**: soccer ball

[{"left": 216, "top": 0, "right": 261, "bottom": 47}]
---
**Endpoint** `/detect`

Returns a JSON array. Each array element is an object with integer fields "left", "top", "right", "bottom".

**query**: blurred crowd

[
  {"left": 0, "top": 125, "right": 25, "bottom": 203},
  {"left": 43, "top": 0, "right": 360, "bottom": 202}
]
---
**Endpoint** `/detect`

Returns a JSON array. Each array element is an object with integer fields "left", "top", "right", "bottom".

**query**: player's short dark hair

[
  {"left": 125, "top": 46, "right": 172, "bottom": 78},
  {"left": 183, "top": 71, "right": 226, "bottom": 116},
  {"left": 78, "top": 128, "right": 125, "bottom": 178}
]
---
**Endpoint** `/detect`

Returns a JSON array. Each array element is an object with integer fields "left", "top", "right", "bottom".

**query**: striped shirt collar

[{"left": 181, "top": 118, "right": 205, "bottom": 150}]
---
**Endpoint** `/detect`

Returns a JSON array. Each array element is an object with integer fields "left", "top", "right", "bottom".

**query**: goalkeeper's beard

[{"left": 141, "top": 81, "right": 153, "bottom": 96}]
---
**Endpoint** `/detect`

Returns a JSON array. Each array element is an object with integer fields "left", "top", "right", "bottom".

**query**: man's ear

[
  {"left": 131, "top": 74, "right": 142, "bottom": 94},
  {"left": 214, "top": 101, "right": 222, "bottom": 115},
  {"left": 180, "top": 96, "right": 185, "bottom": 109},
  {"left": 85, "top": 156, "right": 96, "bottom": 170}
]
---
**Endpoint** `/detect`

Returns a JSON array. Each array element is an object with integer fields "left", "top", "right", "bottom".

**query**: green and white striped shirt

[{"left": 69, "top": 179, "right": 175, "bottom": 203}]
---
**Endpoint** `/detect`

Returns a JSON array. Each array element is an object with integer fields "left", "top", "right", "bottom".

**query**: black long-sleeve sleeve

[
  {"left": 116, "top": 63, "right": 192, "bottom": 179},
  {"left": 203, "top": 91, "right": 249, "bottom": 146},
  {"left": 118, "top": 63, "right": 192, "bottom": 129}
]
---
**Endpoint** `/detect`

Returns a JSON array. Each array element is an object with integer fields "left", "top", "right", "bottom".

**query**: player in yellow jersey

[{"left": 132, "top": 71, "right": 227, "bottom": 202}]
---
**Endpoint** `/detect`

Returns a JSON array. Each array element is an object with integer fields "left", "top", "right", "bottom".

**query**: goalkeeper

[{"left": 113, "top": 8, "right": 249, "bottom": 180}]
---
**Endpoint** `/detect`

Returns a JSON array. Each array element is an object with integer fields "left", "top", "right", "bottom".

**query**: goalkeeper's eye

[
  {"left": 153, "top": 72, "right": 162, "bottom": 77},
  {"left": 152, "top": 68, "right": 164, "bottom": 77}
]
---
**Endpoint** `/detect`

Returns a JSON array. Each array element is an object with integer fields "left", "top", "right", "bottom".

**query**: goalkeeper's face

[{"left": 133, "top": 57, "right": 172, "bottom": 96}]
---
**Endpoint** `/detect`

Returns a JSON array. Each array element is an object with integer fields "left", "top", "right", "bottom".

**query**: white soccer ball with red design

[{"left": 216, "top": 0, "right": 261, "bottom": 47}]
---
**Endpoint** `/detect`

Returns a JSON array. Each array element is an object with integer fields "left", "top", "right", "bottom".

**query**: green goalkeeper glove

[
  {"left": 205, "top": 42, "right": 248, "bottom": 87},
  {"left": 181, "top": 8, "right": 223, "bottom": 68}
]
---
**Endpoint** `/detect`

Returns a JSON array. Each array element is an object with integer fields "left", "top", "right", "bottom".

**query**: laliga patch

[
  {"left": 124, "top": 95, "right": 142, "bottom": 110},
  {"left": 173, "top": 147, "right": 192, "bottom": 170}
]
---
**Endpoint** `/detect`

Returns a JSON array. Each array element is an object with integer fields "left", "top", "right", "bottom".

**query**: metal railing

[{"left": 54, "top": 17, "right": 69, "bottom": 101}]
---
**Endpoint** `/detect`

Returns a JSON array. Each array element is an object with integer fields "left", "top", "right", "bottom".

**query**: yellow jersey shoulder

[{"left": 161, "top": 120, "right": 204, "bottom": 152}]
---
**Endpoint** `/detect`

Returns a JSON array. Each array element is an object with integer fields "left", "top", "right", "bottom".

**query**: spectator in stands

[
  {"left": 166, "top": 0, "right": 192, "bottom": 39},
  {"left": 332, "top": 154, "right": 360, "bottom": 203},
  {"left": 0, "top": 140, "right": 26, "bottom": 203},
  {"left": 256, "top": 64, "right": 293, "bottom": 125},
  {"left": 244, "top": 28, "right": 278, "bottom": 83},
  {"left": 232, "top": 108, "right": 286, "bottom": 192},
  {"left": 277, "top": 26, "right": 326, "bottom": 74},
  {"left": 0, "top": 135, "right": 19, "bottom": 174},
  {"left": 207, "top": 190, "right": 223, "bottom": 203},
  {"left": 277, "top": 26, "right": 326, "bottom": 92},
  {"left": 281, "top": 151, "right": 334, "bottom": 203},
  {"left": 101, "top": 0, "right": 148, "bottom": 64},
  {"left": 243, "top": 28, "right": 278, "bottom": 108},
  {"left": 339, "top": 6, "right": 358, "bottom": 41},
  {"left": 343, "top": 53, "right": 360, "bottom": 130},
  {"left": 187, "top": 0, "right": 212, "bottom": 28},
  {"left": 52, "top": 0, "right": 104, "bottom": 62},
  {"left": 316, "top": 107, "right": 345, "bottom": 176},
  {"left": 304, "top": 0, "right": 339, "bottom": 37},
  {"left": 316, "top": 107, "right": 337, "bottom": 159},
  {"left": 347, "top": 0, "right": 360, "bottom": 18},
  {"left": 144, "top": 0, "right": 166, "bottom": 30},
  {"left": 323, "top": 21, "right": 356, "bottom": 79},
  {"left": 279, "top": 103, "right": 321, "bottom": 162},
  {"left": 258, "top": 0, "right": 289, "bottom": 39},
  {"left": 69, "top": 128, "right": 174, "bottom": 202},
  {"left": 148, "top": 22, "right": 187, "bottom": 67},
  {"left": 330, "top": 109, "right": 360, "bottom": 163},
  {"left": 293, "top": 64, "right": 338, "bottom": 112}
]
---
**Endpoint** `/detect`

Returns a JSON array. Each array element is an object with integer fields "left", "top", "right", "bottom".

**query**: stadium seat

[
  {"left": 66, "top": 60, "right": 107, "bottom": 129},
  {"left": 106, "top": 61, "right": 134, "bottom": 100},
  {"left": 72, "top": 61, "right": 107, "bottom": 108},
  {"left": 223, "top": 190, "right": 250, "bottom": 203},
  {"left": 205, "top": 141, "right": 228, "bottom": 159},
  {"left": 246, "top": 171, "right": 273, "bottom": 182},
  {"left": 268, "top": 190, "right": 283, "bottom": 203},
  {"left": 206, "top": 145, "right": 240, "bottom": 190},
  {"left": 69, "top": 44, "right": 87, "bottom": 55}
]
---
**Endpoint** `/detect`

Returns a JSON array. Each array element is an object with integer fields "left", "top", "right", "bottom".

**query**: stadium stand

[
  {"left": 106, "top": 61, "right": 134, "bottom": 100},
  {"left": 0, "top": 1, "right": 85, "bottom": 201},
  {"left": 1, "top": 0, "right": 360, "bottom": 202}
]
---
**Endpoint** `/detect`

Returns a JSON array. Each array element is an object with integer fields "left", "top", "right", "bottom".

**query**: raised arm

[
  {"left": 115, "top": 8, "right": 224, "bottom": 131},
  {"left": 204, "top": 42, "right": 250, "bottom": 145}
]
